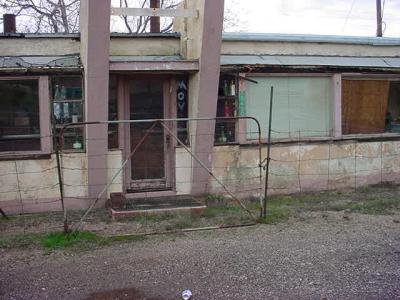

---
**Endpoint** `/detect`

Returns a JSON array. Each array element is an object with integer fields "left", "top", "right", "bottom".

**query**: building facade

[{"left": 1, "top": 0, "right": 400, "bottom": 214}]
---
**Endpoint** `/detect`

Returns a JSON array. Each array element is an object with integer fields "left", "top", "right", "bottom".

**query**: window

[
  {"left": 108, "top": 75, "right": 119, "bottom": 149},
  {"left": 215, "top": 74, "right": 238, "bottom": 144},
  {"left": 51, "top": 76, "right": 84, "bottom": 151},
  {"left": 342, "top": 79, "right": 400, "bottom": 135},
  {"left": 246, "top": 76, "right": 333, "bottom": 140},
  {"left": 0, "top": 79, "right": 41, "bottom": 152}
]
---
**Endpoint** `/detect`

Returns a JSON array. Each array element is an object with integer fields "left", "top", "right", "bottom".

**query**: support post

[
  {"left": 150, "top": 0, "right": 161, "bottom": 33},
  {"left": 54, "top": 122, "right": 68, "bottom": 233},
  {"left": 80, "top": 0, "right": 111, "bottom": 204},
  {"left": 184, "top": 0, "right": 225, "bottom": 195},
  {"left": 263, "top": 87, "right": 274, "bottom": 218}
]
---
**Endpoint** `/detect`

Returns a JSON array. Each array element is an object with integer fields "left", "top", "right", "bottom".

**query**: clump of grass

[
  {"left": 41, "top": 231, "right": 99, "bottom": 249},
  {"left": 345, "top": 197, "right": 400, "bottom": 214},
  {"left": 0, "top": 233, "right": 43, "bottom": 249},
  {"left": 0, "top": 231, "right": 147, "bottom": 251}
]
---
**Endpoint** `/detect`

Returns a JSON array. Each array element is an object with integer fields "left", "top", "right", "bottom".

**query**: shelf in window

[
  {"left": 52, "top": 99, "right": 83, "bottom": 103},
  {"left": 0, "top": 134, "right": 40, "bottom": 140},
  {"left": 54, "top": 124, "right": 84, "bottom": 128},
  {"left": 218, "top": 95, "right": 236, "bottom": 100}
]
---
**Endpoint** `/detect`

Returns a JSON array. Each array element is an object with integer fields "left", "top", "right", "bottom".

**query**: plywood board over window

[{"left": 342, "top": 80, "right": 390, "bottom": 134}]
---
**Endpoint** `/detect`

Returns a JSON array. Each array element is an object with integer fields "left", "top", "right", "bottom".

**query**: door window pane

[{"left": 130, "top": 80, "right": 165, "bottom": 181}]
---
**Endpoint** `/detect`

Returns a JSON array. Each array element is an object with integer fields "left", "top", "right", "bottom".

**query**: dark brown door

[{"left": 129, "top": 79, "right": 170, "bottom": 191}]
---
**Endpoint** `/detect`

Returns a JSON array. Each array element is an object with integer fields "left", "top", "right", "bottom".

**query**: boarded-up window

[
  {"left": 342, "top": 80, "right": 390, "bottom": 134},
  {"left": 246, "top": 77, "right": 333, "bottom": 140}
]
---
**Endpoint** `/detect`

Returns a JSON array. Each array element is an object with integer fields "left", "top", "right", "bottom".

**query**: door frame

[{"left": 117, "top": 74, "right": 176, "bottom": 193}]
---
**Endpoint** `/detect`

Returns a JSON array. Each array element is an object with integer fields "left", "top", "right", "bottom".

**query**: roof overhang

[
  {"left": 220, "top": 55, "right": 400, "bottom": 72},
  {"left": 0, "top": 55, "right": 81, "bottom": 73},
  {"left": 109, "top": 56, "right": 199, "bottom": 72}
]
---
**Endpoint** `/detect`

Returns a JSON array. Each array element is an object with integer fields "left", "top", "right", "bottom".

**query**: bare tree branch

[{"left": 0, "top": 0, "right": 79, "bottom": 33}]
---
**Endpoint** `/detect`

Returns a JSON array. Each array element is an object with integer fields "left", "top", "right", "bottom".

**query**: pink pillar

[
  {"left": 80, "top": 0, "right": 111, "bottom": 202},
  {"left": 191, "top": 0, "right": 225, "bottom": 194}
]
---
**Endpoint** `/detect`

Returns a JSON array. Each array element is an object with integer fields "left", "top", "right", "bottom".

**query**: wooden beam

[{"left": 110, "top": 7, "right": 199, "bottom": 18}]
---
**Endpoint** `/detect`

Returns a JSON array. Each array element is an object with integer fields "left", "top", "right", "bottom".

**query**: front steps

[{"left": 109, "top": 194, "right": 206, "bottom": 220}]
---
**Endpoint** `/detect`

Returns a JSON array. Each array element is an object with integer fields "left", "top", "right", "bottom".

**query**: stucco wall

[
  {"left": 0, "top": 153, "right": 88, "bottom": 214},
  {"left": 0, "top": 37, "right": 80, "bottom": 56},
  {"left": 209, "top": 140, "right": 400, "bottom": 197},
  {"left": 107, "top": 150, "right": 123, "bottom": 194},
  {"left": 221, "top": 41, "right": 400, "bottom": 57},
  {"left": 176, "top": 147, "right": 192, "bottom": 195},
  {"left": 1, "top": 36, "right": 398, "bottom": 59},
  {"left": 110, "top": 37, "right": 180, "bottom": 56}
]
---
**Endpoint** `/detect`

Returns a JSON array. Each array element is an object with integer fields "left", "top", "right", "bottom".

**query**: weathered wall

[
  {"left": 0, "top": 37, "right": 80, "bottom": 56},
  {"left": 106, "top": 150, "right": 124, "bottom": 194},
  {"left": 175, "top": 147, "right": 192, "bottom": 195},
  {"left": 209, "top": 140, "right": 400, "bottom": 197},
  {"left": 221, "top": 41, "right": 400, "bottom": 57},
  {"left": 0, "top": 150, "right": 125, "bottom": 214},
  {"left": 110, "top": 37, "right": 180, "bottom": 56},
  {"left": 0, "top": 153, "right": 88, "bottom": 214}
]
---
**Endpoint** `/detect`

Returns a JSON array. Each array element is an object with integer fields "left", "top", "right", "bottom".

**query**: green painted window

[{"left": 246, "top": 77, "right": 333, "bottom": 140}]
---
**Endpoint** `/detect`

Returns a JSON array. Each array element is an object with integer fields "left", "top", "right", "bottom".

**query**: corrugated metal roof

[
  {"left": 0, "top": 56, "right": 81, "bottom": 69},
  {"left": 222, "top": 33, "right": 400, "bottom": 46},
  {"left": 220, "top": 55, "right": 400, "bottom": 69},
  {"left": 110, "top": 55, "right": 184, "bottom": 62}
]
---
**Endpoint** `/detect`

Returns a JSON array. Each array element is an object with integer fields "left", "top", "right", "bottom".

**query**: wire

[{"left": 342, "top": 0, "right": 357, "bottom": 33}]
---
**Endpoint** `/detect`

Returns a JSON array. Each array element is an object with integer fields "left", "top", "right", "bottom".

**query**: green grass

[
  {"left": 0, "top": 231, "right": 146, "bottom": 251},
  {"left": 0, "top": 233, "right": 43, "bottom": 249},
  {"left": 1, "top": 188, "right": 399, "bottom": 250},
  {"left": 258, "top": 189, "right": 400, "bottom": 224}
]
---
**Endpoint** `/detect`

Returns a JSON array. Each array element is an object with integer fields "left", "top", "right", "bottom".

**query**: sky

[
  {"left": 225, "top": 0, "right": 400, "bottom": 37},
  {"left": 1, "top": 0, "right": 399, "bottom": 37}
]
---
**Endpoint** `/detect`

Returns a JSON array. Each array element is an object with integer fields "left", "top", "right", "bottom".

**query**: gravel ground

[{"left": 1, "top": 211, "right": 400, "bottom": 300}]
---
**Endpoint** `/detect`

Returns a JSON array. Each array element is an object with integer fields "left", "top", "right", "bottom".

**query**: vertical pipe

[
  {"left": 376, "top": 0, "right": 383, "bottom": 37},
  {"left": 54, "top": 122, "right": 69, "bottom": 234},
  {"left": 3, "top": 14, "right": 16, "bottom": 34},
  {"left": 263, "top": 86, "right": 274, "bottom": 218},
  {"left": 150, "top": 0, "right": 161, "bottom": 33}
]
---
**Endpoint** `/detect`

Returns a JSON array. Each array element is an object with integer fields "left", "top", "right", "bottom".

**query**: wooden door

[{"left": 127, "top": 78, "right": 172, "bottom": 191}]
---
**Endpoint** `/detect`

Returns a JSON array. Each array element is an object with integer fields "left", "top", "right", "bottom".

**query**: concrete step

[{"left": 110, "top": 195, "right": 206, "bottom": 220}]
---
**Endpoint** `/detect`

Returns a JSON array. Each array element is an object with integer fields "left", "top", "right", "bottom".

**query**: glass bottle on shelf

[
  {"left": 224, "top": 100, "right": 230, "bottom": 117},
  {"left": 73, "top": 129, "right": 82, "bottom": 149},
  {"left": 223, "top": 80, "right": 229, "bottom": 96},
  {"left": 60, "top": 85, "right": 67, "bottom": 100},
  {"left": 230, "top": 80, "right": 236, "bottom": 96},
  {"left": 219, "top": 124, "right": 227, "bottom": 143},
  {"left": 54, "top": 85, "right": 61, "bottom": 100},
  {"left": 54, "top": 103, "right": 62, "bottom": 124}
]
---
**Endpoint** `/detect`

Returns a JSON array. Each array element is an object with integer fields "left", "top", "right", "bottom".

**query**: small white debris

[{"left": 182, "top": 289, "right": 192, "bottom": 300}]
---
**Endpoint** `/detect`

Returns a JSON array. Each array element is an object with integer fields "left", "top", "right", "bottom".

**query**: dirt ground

[{"left": 1, "top": 211, "right": 400, "bottom": 300}]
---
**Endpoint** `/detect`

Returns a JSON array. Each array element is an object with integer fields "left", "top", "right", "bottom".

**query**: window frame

[
  {"left": 341, "top": 74, "right": 400, "bottom": 138},
  {"left": 0, "top": 76, "right": 51, "bottom": 158},
  {"left": 50, "top": 75, "right": 85, "bottom": 153},
  {"left": 241, "top": 73, "right": 337, "bottom": 144}
]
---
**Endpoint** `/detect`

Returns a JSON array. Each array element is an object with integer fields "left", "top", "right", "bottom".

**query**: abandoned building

[{"left": 1, "top": 0, "right": 400, "bottom": 214}]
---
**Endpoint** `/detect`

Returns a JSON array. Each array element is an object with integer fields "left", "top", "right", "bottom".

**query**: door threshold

[{"left": 125, "top": 189, "right": 176, "bottom": 199}]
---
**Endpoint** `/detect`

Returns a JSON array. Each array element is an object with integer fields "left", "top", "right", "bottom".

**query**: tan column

[
  {"left": 185, "top": 0, "right": 225, "bottom": 194},
  {"left": 80, "top": 0, "right": 111, "bottom": 202}
]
